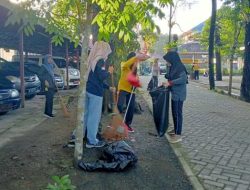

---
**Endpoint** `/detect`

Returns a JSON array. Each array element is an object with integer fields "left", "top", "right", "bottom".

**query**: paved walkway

[
  {"left": 192, "top": 76, "right": 242, "bottom": 97},
  {"left": 140, "top": 76, "right": 250, "bottom": 190}
]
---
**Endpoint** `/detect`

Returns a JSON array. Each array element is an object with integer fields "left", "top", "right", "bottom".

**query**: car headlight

[
  {"left": 6, "top": 76, "right": 20, "bottom": 83},
  {"left": 9, "top": 89, "right": 19, "bottom": 98}
]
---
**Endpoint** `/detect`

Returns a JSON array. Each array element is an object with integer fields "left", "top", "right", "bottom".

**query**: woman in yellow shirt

[{"left": 117, "top": 52, "right": 139, "bottom": 132}]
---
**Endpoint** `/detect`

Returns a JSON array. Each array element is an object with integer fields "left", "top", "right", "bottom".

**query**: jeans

[
  {"left": 171, "top": 100, "right": 184, "bottom": 135},
  {"left": 117, "top": 90, "right": 135, "bottom": 126},
  {"left": 194, "top": 70, "right": 199, "bottom": 80},
  {"left": 84, "top": 92, "right": 103, "bottom": 144},
  {"left": 44, "top": 89, "right": 54, "bottom": 115}
]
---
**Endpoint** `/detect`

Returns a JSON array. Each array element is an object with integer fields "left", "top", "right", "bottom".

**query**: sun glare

[{"left": 9, "top": 0, "right": 27, "bottom": 4}]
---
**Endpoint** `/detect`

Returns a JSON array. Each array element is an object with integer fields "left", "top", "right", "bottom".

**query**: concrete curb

[{"left": 140, "top": 90, "right": 204, "bottom": 190}]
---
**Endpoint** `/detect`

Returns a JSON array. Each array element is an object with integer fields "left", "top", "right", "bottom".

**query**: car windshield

[{"left": 53, "top": 58, "right": 76, "bottom": 69}]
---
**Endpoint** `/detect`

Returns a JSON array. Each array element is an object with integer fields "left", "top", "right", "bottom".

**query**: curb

[{"left": 140, "top": 90, "right": 204, "bottom": 190}]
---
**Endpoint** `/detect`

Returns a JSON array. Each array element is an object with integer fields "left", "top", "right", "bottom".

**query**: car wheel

[{"left": 25, "top": 94, "right": 36, "bottom": 99}]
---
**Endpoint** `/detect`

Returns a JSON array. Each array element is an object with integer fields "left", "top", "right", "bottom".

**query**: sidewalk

[
  {"left": 192, "top": 76, "right": 242, "bottom": 98},
  {"left": 141, "top": 76, "right": 250, "bottom": 190}
]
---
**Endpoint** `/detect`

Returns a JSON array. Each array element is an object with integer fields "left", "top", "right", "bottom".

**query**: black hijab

[{"left": 163, "top": 51, "right": 187, "bottom": 80}]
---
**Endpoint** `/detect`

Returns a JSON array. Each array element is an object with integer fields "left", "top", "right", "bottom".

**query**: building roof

[{"left": 0, "top": 5, "right": 81, "bottom": 57}]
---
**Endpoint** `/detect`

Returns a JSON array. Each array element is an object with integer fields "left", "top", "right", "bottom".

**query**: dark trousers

[
  {"left": 117, "top": 90, "right": 135, "bottom": 126},
  {"left": 147, "top": 76, "right": 158, "bottom": 90},
  {"left": 194, "top": 70, "right": 199, "bottom": 80},
  {"left": 44, "top": 89, "right": 54, "bottom": 115},
  {"left": 171, "top": 100, "right": 184, "bottom": 135}
]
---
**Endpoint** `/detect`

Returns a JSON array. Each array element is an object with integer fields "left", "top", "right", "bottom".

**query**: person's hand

[
  {"left": 136, "top": 53, "right": 150, "bottom": 61},
  {"left": 45, "top": 80, "right": 49, "bottom": 88},
  {"left": 109, "top": 87, "right": 116, "bottom": 93},
  {"left": 162, "top": 81, "right": 170, "bottom": 87},
  {"left": 108, "top": 66, "right": 114, "bottom": 74}
]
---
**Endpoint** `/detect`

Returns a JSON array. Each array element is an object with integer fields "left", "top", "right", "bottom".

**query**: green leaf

[{"left": 118, "top": 30, "right": 124, "bottom": 39}]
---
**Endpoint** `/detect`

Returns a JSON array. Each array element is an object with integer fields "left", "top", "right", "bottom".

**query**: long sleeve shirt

[
  {"left": 118, "top": 57, "right": 138, "bottom": 93},
  {"left": 86, "top": 59, "right": 110, "bottom": 97}
]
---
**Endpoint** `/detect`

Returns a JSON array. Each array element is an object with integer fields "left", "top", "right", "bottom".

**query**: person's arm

[
  {"left": 168, "top": 71, "right": 187, "bottom": 86},
  {"left": 121, "top": 57, "right": 138, "bottom": 69}
]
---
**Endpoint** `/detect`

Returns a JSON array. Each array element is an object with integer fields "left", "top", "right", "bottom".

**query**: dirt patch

[{"left": 0, "top": 95, "right": 193, "bottom": 190}]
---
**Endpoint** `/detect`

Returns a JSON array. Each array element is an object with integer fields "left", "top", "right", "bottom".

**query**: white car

[{"left": 13, "top": 55, "right": 80, "bottom": 88}]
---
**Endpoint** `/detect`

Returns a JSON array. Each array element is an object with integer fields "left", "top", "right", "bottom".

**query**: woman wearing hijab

[
  {"left": 84, "top": 41, "right": 114, "bottom": 148},
  {"left": 40, "top": 54, "right": 56, "bottom": 118},
  {"left": 163, "top": 51, "right": 188, "bottom": 143}
]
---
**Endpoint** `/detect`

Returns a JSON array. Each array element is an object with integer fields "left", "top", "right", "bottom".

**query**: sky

[
  {"left": 155, "top": 0, "right": 224, "bottom": 35},
  {"left": 9, "top": 0, "right": 223, "bottom": 36}
]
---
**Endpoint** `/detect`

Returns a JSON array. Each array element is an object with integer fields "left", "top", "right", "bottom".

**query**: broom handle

[
  {"left": 111, "top": 72, "right": 116, "bottom": 104},
  {"left": 123, "top": 86, "right": 135, "bottom": 123}
]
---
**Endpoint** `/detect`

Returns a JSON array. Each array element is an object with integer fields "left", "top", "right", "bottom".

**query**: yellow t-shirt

[
  {"left": 118, "top": 57, "right": 138, "bottom": 93},
  {"left": 193, "top": 64, "right": 199, "bottom": 71}
]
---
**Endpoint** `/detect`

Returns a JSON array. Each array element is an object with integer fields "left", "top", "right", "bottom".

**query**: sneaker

[
  {"left": 86, "top": 141, "right": 106, "bottom": 148},
  {"left": 67, "top": 141, "right": 75, "bottom": 148},
  {"left": 169, "top": 135, "right": 182, "bottom": 144},
  {"left": 44, "top": 113, "right": 55, "bottom": 118},
  {"left": 167, "top": 129, "right": 175, "bottom": 135},
  {"left": 128, "top": 126, "right": 134, "bottom": 133}
]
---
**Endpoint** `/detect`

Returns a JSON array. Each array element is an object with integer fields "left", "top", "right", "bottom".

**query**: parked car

[
  {"left": 0, "top": 58, "right": 41, "bottom": 98},
  {"left": 13, "top": 55, "right": 80, "bottom": 88},
  {"left": 0, "top": 75, "right": 21, "bottom": 115},
  {"left": 24, "top": 62, "right": 64, "bottom": 90}
]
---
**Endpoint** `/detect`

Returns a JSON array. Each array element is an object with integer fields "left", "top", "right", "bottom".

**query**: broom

[
  {"left": 56, "top": 85, "right": 70, "bottom": 118},
  {"left": 102, "top": 72, "right": 128, "bottom": 141}
]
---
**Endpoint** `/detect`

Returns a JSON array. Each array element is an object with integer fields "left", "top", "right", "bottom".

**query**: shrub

[{"left": 46, "top": 175, "right": 76, "bottom": 190}]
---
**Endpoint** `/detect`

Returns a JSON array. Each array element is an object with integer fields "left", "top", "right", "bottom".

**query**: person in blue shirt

[
  {"left": 84, "top": 41, "right": 114, "bottom": 148},
  {"left": 163, "top": 51, "right": 188, "bottom": 144},
  {"left": 40, "top": 54, "right": 56, "bottom": 118}
]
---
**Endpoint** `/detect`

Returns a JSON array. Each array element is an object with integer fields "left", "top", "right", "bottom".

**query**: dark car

[
  {"left": 0, "top": 58, "right": 41, "bottom": 98},
  {"left": 0, "top": 75, "right": 21, "bottom": 115}
]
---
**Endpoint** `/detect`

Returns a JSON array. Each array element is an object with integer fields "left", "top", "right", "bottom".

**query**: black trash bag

[
  {"left": 78, "top": 141, "right": 137, "bottom": 172},
  {"left": 147, "top": 78, "right": 154, "bottom": 91},
  {"left": 149, "top": 86, "right": 170, "bottom": 137}
]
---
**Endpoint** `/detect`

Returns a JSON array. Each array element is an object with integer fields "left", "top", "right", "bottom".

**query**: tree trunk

[
  {"left": 168, "top": 4, "right": 172, "bottom": 43},
  {"left": 240, "top": 21, "right": 250, "bottom": 102},
  {"left": 228, "top": 22, "right": 242, "bottom": 95},
  {"left": 74, "top": 2, "right": 92, "bottom": 164},
  {"left": 91, "top": 3, "right": 99, "bottom": 43},
  {"left": 228, "top": 54, "right": 234, "bottom": 95},
  {"left": 208, "top": 0, "right": 216, "bottom": 90},
  {"left": 215, "top": 27, "right": 222, "bottom": 81}
]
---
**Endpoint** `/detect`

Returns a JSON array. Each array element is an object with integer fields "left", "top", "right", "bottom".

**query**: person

[
  {"left": 40, "top": 54, "right": 56, "bottom": 118},
  {"left": 84, "top": 41, "right": 114, "bottom": 148},
  {"left": 117, "top": 52, "right": 149, "bottom": 132},
  {"left": 147, "top": 58, "right": 159, "bottom": 91},
  {"left": 193, "top": 63, "right": 199, "bottom": 80},
  {"left": 163, "top": 51, "right": 188, "bottom": 143}
]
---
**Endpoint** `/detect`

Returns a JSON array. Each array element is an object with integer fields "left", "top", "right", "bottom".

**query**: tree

[
  {"left": 241, "top": 0, "right": 250, "bottom": 102},
  {"left": 223, "top": 0, "right": 250, "bottom": 101},
  {"left": 215, "top": 26, "right": 222, "bottom": 81},
  {"left": 208, "top": 0, "right": 216, "bottom": 90},
  {"left": 200, "top": 4, "right": 244, "bottom": 89},
  {"left": 5, "top": 0, "right": 173, "bottom": 162}
]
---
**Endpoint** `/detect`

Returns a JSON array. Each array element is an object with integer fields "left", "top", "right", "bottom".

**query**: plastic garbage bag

[
  {"left": 149, "top": 86, "right": 170, "bottom": 137},
  {"left": 78, "top": 141, "right": 137, "bottom": 172}
]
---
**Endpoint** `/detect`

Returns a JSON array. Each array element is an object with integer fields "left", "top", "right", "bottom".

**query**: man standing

[{"left": 40, "top": 54, "right": 56, "bottom": 118}]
